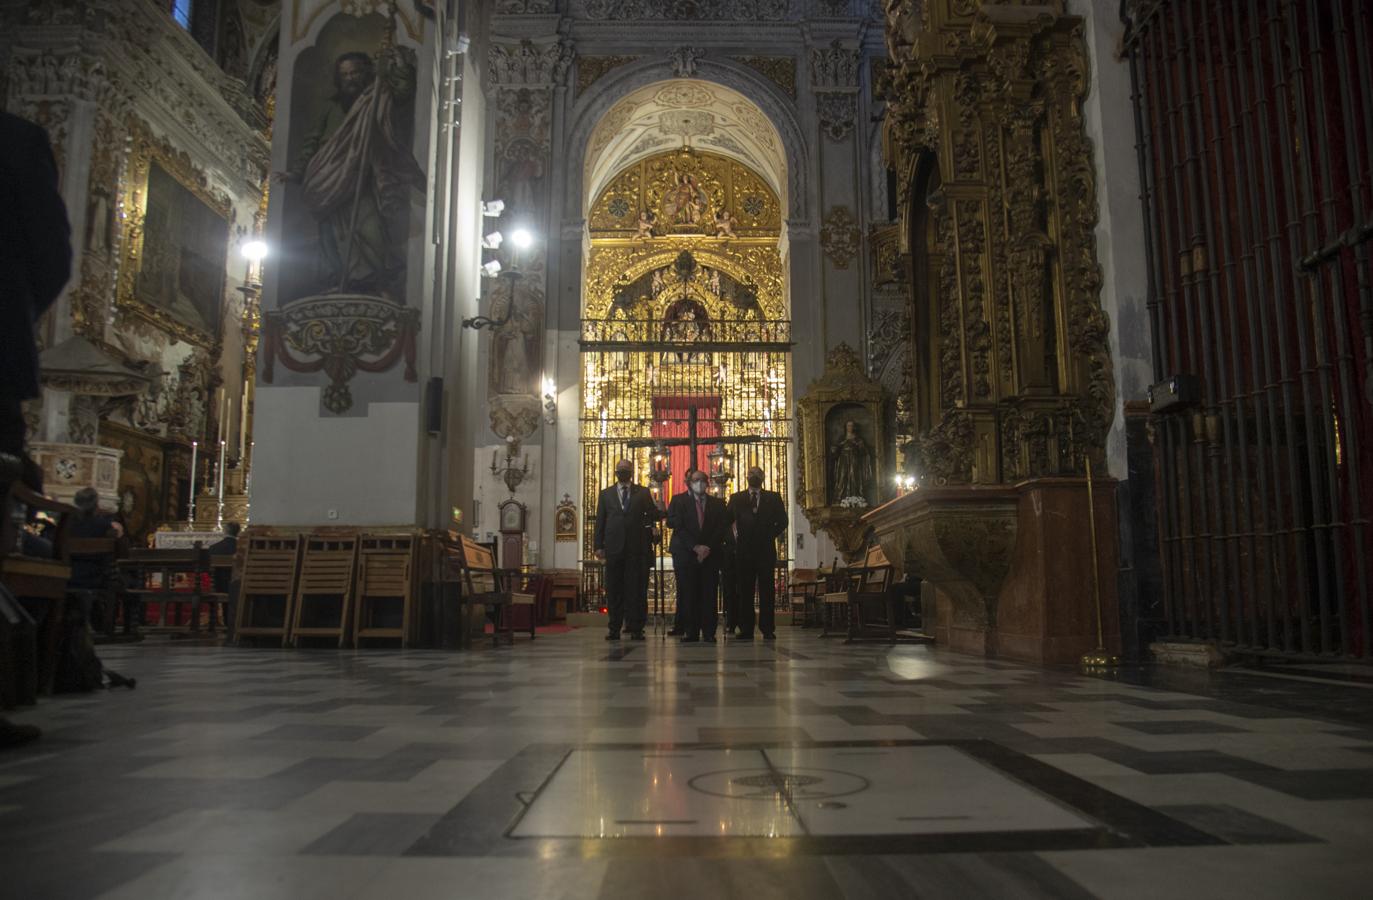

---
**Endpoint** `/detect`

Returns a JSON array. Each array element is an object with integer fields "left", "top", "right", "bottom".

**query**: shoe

[
  {"left": 667, "top": 628, "right": 684, "bottom": 636},
  {"left": 763, "top": 633, "right": 776, "bottom": 641},
  {"left": 629, "top": 631, "right": 646, "bottom": 640},
  {"left": 680, "top": 636, "right": 699, "bottom": 643},
  {"left": 605, "top": 632, "right": 621, "bottom": 641}
]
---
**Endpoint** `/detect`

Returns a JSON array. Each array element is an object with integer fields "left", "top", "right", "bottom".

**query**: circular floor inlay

[{"left": 688, "top": 767, "right": 870, "bottom": 801}]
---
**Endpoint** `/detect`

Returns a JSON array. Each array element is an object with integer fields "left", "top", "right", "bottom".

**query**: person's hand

[
  {"left": 109, "top": 522, "right": 125, "bottom": 538},
  {"left": 694, "top": 544, "right": 710, "bottom": 562},
  {"left": 595, "top": 549, "right": 605, "bottom": 561}
]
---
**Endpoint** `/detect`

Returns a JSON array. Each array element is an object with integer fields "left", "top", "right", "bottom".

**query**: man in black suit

[
  {"left": 0, "top": 112, "right": 72, "bottom": 455},
  {"left": 726, "top": 466, "right": 788, "bottom": 640},
  {"left": 667, "top": 468, "right": 728, "bottom": 643},
  {"left": 594, "top": 458, "right": 655, "bottom": 640}
]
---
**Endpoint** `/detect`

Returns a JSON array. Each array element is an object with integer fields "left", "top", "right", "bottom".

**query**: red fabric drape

[{"left": 652, "top": 396, "right": 720, "bottom": 496}]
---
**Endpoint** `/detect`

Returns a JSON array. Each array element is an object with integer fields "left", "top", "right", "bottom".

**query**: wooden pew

[
  {"left": 117, "top": 546, "right": 232, "bottom": 634},
  {"left": 787, "top": 568, "right": 821, "bottom": 627},
  {"left": 235, "top": 535, "right": 302, "bottom": 644},
  {"left": 353, "top": 534, "right": 417, "bottom": 648},
  {"left": 287, "top": 535, "right": 359, "bottom": 647}
]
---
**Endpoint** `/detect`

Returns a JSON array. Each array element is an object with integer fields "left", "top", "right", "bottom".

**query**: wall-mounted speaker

[{"left": 425, "top": 376, "right": 443, "bottom": 434}]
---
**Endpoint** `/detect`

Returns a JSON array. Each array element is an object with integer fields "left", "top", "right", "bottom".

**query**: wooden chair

[
  {"left": 822, "top": 546, "right": 894, "bottom": 640},
  {"left": 448, "top": 535, "right": 512, "bottom": 648},
  {"left": 288, "top": 535, "right": 359, "bottom": 647},
  {"left": 353, "top": 534, "right": 417, "bottom": 648},
  {"left": 235, "top": 535, "right": 302, "bottom": 644},
  {"left": 496, "top": 569, "right": 542, "bottom": 641},
  {"left": 787, "top": 568, "right": 820, "bottom": 627}
]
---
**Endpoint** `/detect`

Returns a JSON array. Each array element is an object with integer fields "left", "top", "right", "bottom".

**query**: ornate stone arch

[{"left": 562, "top": 57, "right": 812, "bottom": 227}]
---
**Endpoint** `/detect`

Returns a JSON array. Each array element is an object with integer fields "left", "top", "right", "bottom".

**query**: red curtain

[{"left": 651, "top": 396, "right": 720, "bottom": 497}]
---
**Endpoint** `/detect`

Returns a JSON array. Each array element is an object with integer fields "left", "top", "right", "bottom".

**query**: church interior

[{"left": 2, "top": 1, "right": 1372, "bottom": 897}]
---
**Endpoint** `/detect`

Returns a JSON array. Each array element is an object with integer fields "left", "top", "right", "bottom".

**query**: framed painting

[{"left": 117, "top": 124, "right": 233, "bottom": 347}]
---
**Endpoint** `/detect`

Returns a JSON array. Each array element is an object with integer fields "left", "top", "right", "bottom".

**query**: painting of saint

[
  {"left": 278, "top": 13, "right": 425, "bottom": 305},
  {"left": 134, "top": 162, "right": 230, "bottom": 337}
]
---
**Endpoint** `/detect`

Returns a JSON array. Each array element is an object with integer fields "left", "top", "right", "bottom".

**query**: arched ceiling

[{"left": 583, "top": 79, "right": 787, "bottom": 216}]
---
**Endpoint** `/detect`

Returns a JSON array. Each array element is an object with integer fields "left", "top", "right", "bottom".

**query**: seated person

[{"left": 66, "top": 487, "right": 126, "bottom": 632}]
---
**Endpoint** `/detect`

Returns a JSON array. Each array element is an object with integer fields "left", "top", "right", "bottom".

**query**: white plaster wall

[
  {"left": 251, "top": 387, "right": 419, "bottom": 524},
  {"left": 1073, "top": 0, "right": 1154, "bottom": 481}
]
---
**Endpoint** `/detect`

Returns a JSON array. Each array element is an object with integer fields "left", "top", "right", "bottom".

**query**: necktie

[
  {"left": 696, "top": 496, "right": 704, "bottom": 528},
  {"left": 620, "top": 486, "right": 628, "bottom": 509},
  {"left": 751, "top": 491, "right": 759, "bottom": 513}
]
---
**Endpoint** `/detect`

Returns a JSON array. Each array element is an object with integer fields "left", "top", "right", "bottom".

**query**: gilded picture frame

[{"left": 116, "top": 121, "right": 233, "bottom": 349}]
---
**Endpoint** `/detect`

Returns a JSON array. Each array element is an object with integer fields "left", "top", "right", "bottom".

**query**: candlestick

[
  {"left": 217, "top": 439, "right": 226, "bottom": 501},
  {"left": 239, "top": 383, "right": 249, "bottom": 459},
  {"left": 188, "top": 440, "right": 198, "bottom": 522}
]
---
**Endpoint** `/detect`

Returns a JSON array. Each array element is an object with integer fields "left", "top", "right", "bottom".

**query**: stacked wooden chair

[
  {"left": 287, "top": 535, "right": 359, "bottom": 647},
  {"left": 234, "top": 535, "right": 302, "bottom": 644},
  {"left": 353, "top": 534, "right": 418, "bottom": 647}
]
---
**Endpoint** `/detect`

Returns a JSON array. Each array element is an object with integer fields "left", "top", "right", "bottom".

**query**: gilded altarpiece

[
  {"left": 871, "top": 1, "right": 1123, "bottom": 665},
  {"left": 580, "top": 149, "right": 792, "bottom": 560}
]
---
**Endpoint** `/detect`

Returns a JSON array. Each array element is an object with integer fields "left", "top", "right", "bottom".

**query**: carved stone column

[{"left": 484, "top": 34, "right": 573, "bottom": 440}]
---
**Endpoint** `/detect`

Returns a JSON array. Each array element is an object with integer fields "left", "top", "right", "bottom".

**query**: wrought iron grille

[{"left": 1124, "top": 0, "right": 1373, "bottom": 658}]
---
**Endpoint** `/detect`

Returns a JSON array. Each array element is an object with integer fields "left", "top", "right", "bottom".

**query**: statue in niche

[
  {"left": 661, "top": 300, "right": 710, "bottom": 366},
  {"left": 651, "top": 268, "right": 665, "bottom": 296},
  {"left": 705, "top": 267, "right": 722, "bottom": 296},
  {"left": 829, "top": 419, "right": 874, "bottom": 506},
  {"left": 492, "top": 292, "right": 539, "bottom": 395},
  {"left": 713, "top": 208, "right": 737, "bottom": 239}
]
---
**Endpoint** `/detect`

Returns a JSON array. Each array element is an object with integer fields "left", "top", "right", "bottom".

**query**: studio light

[
  {"left": 481, "top": 199, "right": 505, "bottom": 217},
  {"left": 481, "top": 259, "right": 502, "bottom": 277},
  {"left": 482, "top": 231, "right": 503, "bottom": 249},
  {"left": 510, "top": 227, "right": 533, "bottom": 249}
]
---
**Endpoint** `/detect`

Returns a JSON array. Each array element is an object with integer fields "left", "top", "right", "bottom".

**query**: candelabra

[
  {"left": 707, "top": 443, "right": 733, "bottom": 498},
  {"left": 491, "top": 438, "right": 530, "bottom": 495}
]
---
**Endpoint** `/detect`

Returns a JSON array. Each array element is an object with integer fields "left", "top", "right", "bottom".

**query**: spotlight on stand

[
  {"left": 481, "top": 199, "right": 505, "bottom": 217},
  {"left": 480, "top": 259, "right": 502, "bottom": 278},
  {"left": 482, "top": 231, "right": 503, "bottom": 250}
]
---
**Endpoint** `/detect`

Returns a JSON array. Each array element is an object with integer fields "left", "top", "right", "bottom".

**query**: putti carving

[{"left": 820, "top": 206, "right": 860, "bottom": 269}]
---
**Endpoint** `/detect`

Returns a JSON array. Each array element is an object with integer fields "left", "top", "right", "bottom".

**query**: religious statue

[
  {"left": 662, "top": 303, "right": 709, "bottom": 365},
  {"left": 493, "top": 295, "right": 538, "bottom": 394},
  {"left": 713, "top": 208, "right": 737, "bottom": 239},
  {"left": 635, "top": 208, "right": 656, "bottom": 240},
  {"left": 663, "top": 168, "right": 706, "bottom": 225},
  {"left": 829, "top": 419, "right": 874, "bottom": 505},
  {"left": 651, "top": 268, "right": 665, "bottom": 296},
  {"left": 279, "top": 31, "right": 425, "bottom": 301}
]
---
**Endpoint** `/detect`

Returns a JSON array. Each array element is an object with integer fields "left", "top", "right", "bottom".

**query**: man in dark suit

[
  {"left": 726, "top": 466, "right": 788, "bottom": 640},
  {"left": 594, "top": 458, "right": 655, "bottom": 640},
  {"left": 0, "top": 112, "right": 72, "bottom": 455},
  {"left": 667, "top": 468, "right": 728, "bottom": 643}
]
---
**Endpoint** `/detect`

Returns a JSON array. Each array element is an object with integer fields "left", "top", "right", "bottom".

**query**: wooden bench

[
  {"left": 117, "top": 546, "right": 233, "bottom": 634},
  {"left": 353, "top": 534, "right": 417, "bottom": 648},
  {"left": 235, "top": 535, "right": 302, "bottom": 644},
  {"left": 822, "top": 545, "right": 894, "bottom": 641},
  {"left": 288, "top": 536, "right": 359, "bottom": 647}
]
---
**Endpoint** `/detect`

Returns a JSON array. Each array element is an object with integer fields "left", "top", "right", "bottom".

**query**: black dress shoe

[
  {"left": 629, "top": 631, "right": 646, "bottom": 640},
  {"left": 605, "top": 632, "right": 621, "bottom": 641},
  {"left": 763, "top": 633, "right": 776, "bottom": 641},
  {"left": 680, "top": 636, "right": 699, "bottom": 643}
]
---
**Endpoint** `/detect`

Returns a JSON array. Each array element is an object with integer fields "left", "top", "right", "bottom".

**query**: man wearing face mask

[
  {"left": 594, "top": 458, "right": 655, "bottom": 640},
  {"left": 666, "top": 468, "right": 728, "bottom": 642},
  {"left": 726, "top": 466, "right": 788, "bottom": 640}
]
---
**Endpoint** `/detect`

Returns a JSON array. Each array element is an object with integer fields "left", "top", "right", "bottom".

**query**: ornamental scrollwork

[
  {"left": 820, "top": 206, "right": 860, "bottom": 269},
  {"left": 261, "top": 296, "right": 420, "bottom": 414}
]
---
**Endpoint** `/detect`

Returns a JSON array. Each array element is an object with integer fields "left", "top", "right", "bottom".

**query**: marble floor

[{"left": 3, "top": 627, "right": 1373, "bottom": 899}]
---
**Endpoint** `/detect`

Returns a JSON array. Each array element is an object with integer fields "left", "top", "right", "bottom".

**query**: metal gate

[{"left": 1124, "top": 0, "right": 1373, "bottom": 658}]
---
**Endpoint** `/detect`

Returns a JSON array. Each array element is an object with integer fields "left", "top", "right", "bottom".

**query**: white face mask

[{"left": 690, "top": 480, "right": 707, "bottom": 495}]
